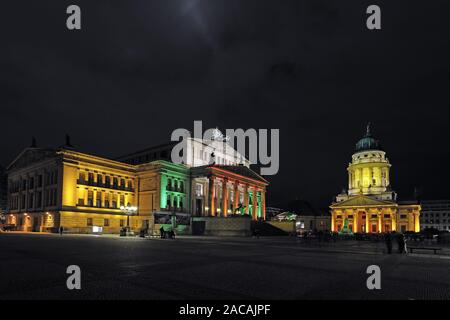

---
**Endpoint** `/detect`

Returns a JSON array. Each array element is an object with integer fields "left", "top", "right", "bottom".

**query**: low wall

[
  {"left": 192, "top": 216, "right": 252, "bottom": 236},
  {"left": 267, "top": 221, "right": 296, "bottom": 233}
]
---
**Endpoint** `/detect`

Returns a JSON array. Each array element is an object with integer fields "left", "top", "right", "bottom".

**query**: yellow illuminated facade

[
  {"left": 6, "top": 142, "right": 267, "bottom": 234},
  {"left": 330, "top": 125, "right": 420, "bottom": 233}
]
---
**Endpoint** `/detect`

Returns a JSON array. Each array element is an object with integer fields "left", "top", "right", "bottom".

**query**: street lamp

[{"left": 120, "top": 205, "right": 137, "bottom": 234}]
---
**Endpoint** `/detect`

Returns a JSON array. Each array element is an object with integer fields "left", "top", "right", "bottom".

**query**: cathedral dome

[{"left": 355, "top": 123, "right": 382, "bottom": 152}]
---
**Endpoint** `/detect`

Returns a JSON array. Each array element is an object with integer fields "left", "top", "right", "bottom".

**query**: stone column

[
  {"left": 353, "top": 211, "right": 358, "bottom": 233},
  {"left": 414, "top": 211, "right": 420, "bottom": 232},
  {"left": 378, "top": 212, "right": 382, "bottom": 233},
  {"left": 252, "top": 187, "right": 258, "bottom": 220},
  {"left": 244, "top": 184, "right": 249, "bottom": 215},
  {"left": 84, "top": 188, "right": 88, "bottom": 206},
  {"left": 233, "top": 182, "right": 239, "bottom": 214},
  {"left": 348, "top": 170, "right": 352, "bottom": 190},
  {"left": 222, "top": 178, "right": 228, "bottom": 217},
  {"left": 261, "top": 189, "right": 266, "bottom": 220},
  {"left": 391, "top": 209, "right": 397, "bottom": 232},
  {"left": 208, "top": 176, "right": 215, "bottom": 216},
  {"left": 365, "top": 211, "right": 369, "bottom": 233},
  {"left": 331, "top": 211, "right": 335, "bottom": 232}
]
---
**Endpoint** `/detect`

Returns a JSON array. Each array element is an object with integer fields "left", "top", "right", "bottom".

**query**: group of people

[
  {"left": 384, "top": 232, "right": 407, "bottom": 254},
  {"left": 160, "top": 226, "right": 175, "bottom": 239}
]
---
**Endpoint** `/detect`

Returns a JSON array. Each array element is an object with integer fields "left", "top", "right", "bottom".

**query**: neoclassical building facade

[
  {"left": 5, "top": 137, "right": 268, "bottom": 234},
  {"left": 330, "top": 125, "right": 420, "bottom": 233}
]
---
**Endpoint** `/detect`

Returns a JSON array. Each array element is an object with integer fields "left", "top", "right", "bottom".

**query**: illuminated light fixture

[
  {"left": 205, "top": 206, "right": 209, "bottom": 211},
  {"left": 227, "top": 209, "right": 232, "bottom": 214},
  {"left": 217, "top": 208, "right": 221, "bottom": 212}
]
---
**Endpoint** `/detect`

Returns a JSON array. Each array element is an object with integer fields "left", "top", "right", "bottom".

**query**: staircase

[{"left": 251, "top": 221, "right": 289, "bottom": 236}]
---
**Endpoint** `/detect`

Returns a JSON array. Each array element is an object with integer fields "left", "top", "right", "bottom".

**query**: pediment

[
  {"left": 330, "top": 195, "right": 396, "bottom": 208},
  {"left": 7, "top": 148, "right": 57, "bottom": 172}
]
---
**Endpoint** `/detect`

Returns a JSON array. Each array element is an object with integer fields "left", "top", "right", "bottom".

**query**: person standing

[
  {"left": 397, "top": 233, "right": 406, "bottom": 254},
  {"left": 59, "top": 225, "right": 64, "bottom": 235},
  {"left": 384, "top": 232, "right": 392, "bottom": 254}
]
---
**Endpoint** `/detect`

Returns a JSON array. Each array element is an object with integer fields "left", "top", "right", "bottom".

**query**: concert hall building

[{"left": 5, "top": 134, "right": 268, "bottom": 235}]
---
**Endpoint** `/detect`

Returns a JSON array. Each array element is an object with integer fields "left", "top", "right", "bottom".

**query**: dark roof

[
  {"left": 355, "top": 123, "right": 382, "bottom": 152},
  {"left": 286, "top": 199, "right": 320, "bottom": 216},
  {"left": 115, "top": 141, "right": 177, "bottom": 160}
]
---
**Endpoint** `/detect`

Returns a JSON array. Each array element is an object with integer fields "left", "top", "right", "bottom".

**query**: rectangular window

[
  {"left": 28, "top": 194, "right": 34, "bottom": 208},
  {"left": 112, "top": 194, "right": 117, "bottom": 208},
  {"left": 87, "top": 218, "right": 93, "bottom": 226},
  {"left": 104, "top": 195, "right": 110, "bottom": 208},
  {"left": 88, "top": 191, "right": 94, "bottom": 206},
  {"left": 88, "top": 173, "right": 94, "bottom": 184},
  {"left": 120, "top": 219, "right": 124, "bottom": 227},
  {"left": 96, "top": 192, "right": 101, "bottom": 207},
  {"left": 104, "top": 219, "right": 109, "bottom": 226},
  {"left": 400, "top": 214, "right": 407, "bottom": 219},
  {"left": 36, "top": 191, "right": 42, "bottom": 207},
  {"left": 195, "top": 184, "right": 203, "bottom": 197}
]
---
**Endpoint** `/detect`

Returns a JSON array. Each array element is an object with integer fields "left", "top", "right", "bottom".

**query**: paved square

[{"left": 1, "top": 233, "right": 449, "bottom": 300}]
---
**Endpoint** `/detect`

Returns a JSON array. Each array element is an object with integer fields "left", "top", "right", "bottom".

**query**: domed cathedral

[{"left": 330, "top": 124, "right": 421, "bottom": 234}]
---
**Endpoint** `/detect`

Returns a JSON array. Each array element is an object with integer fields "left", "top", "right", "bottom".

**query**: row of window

[
  {"left": 126, "top": 150, "right": 170, "bottom": 164},
  {"left": 9, "top": 189, "right": 57, "bottom": 210},
  {"left": 166, "top": 194, "right": 185, "bottom": 211},
  {"left": 421, "top": 213, "right": 450, "bottom": 218},
  {"left": 78, "top": 172, "right": 133, "bottom": 190},
  {"left": 9, "top": 171, "right": 58, "bottom": 193},
  {"left": 166, "top": 178, "right": 185, "bottom": 192},
  {"left": 77, "top": 191, "right": 129, "bottom": 208},
  {"left": 197, "top": 150, "right": 238, "bottom": 165},
  {"left": 336, "top": 214, "right": 408, "bottom": 219},
  {"left": 422, "top": 220, "right": 449, "bottom": 224},
  {"left": 86, "top": 218, "right": 124, "bottom": 227}
]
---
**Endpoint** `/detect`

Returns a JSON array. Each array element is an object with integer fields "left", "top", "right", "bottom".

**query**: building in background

[
  {"left": 330, "top": 125, "right": 420, "bottom": 233},
  {"left": 286, "top": 199, "right": 331, "bottom": 233},
  {"left": 420, "top": 200, "right": 450, "bottom": 231},
  {"left": 265, "top": 206, "right": 284, "bottom": 220},
  {"left": 6, "top": 134, "right": 267, "bottom": 234},
  {"left": 0, "top": 166, "right": 7, "bottom": 223}
]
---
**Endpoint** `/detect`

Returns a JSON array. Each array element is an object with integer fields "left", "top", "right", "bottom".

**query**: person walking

[{"left": 59, "top": 225, "right": 64, "bottom": 235}]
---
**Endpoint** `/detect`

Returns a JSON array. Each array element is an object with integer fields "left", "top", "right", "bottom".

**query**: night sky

[{"left": 1, "top": 1, "right": 450, "bottom": 209}]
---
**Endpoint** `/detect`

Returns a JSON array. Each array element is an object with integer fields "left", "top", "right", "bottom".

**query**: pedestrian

[
  {"left": 160, "top": 226, "right": 165, "bottom": 239},
  {"left": 397, "top": 233, "right": 406, "bottom": 254},
  {"left": 59, "top": 225, "right": 64, "bottom": 235},
  {"left": 384, "top": 232, "right": 392, "bottom": 254}
]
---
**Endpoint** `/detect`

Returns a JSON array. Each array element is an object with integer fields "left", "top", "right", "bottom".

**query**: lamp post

[{"left": 120, "top": 205, "right": 137, "bottom": 235}]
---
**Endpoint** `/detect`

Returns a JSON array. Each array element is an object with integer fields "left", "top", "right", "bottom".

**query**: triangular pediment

[
  {"left": 330, "top": 195, "right": 396, "bottom": 208},
  {"left": 7, "top": 148, "right": 57, "bottom": 172}
]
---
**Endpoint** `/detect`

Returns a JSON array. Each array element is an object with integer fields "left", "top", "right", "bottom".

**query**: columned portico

[{"left": 190, "top": 165, "right": 268, "bottom": 220}]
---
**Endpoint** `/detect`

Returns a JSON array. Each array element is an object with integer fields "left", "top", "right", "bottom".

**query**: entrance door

[
  {"left": 196, "top": 199, "right": 203, "bottom": 216},
  {"left": 32, "top": 217, "right": 39, "bottom": 232}
]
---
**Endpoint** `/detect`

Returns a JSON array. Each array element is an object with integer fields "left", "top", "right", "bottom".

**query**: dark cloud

[{"left": 1, "top": 0, "right": 450, "bottom": 208}]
